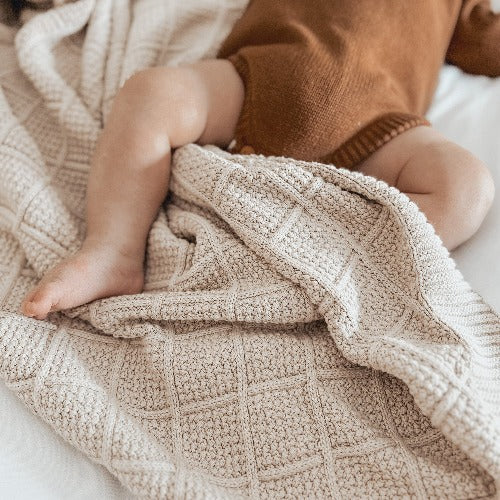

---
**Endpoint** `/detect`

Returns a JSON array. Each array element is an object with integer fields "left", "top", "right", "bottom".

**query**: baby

[{"left": 21, "top": 0, "right": 498, "bottom": 320}]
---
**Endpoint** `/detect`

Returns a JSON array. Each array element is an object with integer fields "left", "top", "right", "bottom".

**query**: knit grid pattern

[{"left": 0, "top": 1, "right": 499, "bottom": 499}]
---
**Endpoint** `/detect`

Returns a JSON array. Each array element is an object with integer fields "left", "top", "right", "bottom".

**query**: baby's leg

[
  {"left": 21, "top": 60, "right": 244, "bottom": 319},
  {"left": 357, "top": 126, "right": 495, "bottom": 250}
]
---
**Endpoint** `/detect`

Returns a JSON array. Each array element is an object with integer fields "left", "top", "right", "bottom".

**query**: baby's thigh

[
  {"left": 355, "top": 126, "right": 443, "bottom": 187},
  {"left": 192, "top": 59, "right": 244, "bottom": 148},
  {"left": 356, "top": 125, "right": 494, "bottom": 205}
]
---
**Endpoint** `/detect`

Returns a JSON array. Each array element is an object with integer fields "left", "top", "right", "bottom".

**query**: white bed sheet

[
  {"left": 429, "top": 66, "right": 500, "bottom": 313},
  {"left": 1, "top": 63, "right": 499, "bottom": 500}
]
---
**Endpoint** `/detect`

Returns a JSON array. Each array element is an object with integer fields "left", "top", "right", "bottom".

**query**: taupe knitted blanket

[{"left": 0, "top": 1, "right": 499, "bottom": 498}]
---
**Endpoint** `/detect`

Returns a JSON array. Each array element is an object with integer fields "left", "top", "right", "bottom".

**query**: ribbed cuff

[{"left": 323, "top": 113, "right": 430, "bottom": 169}]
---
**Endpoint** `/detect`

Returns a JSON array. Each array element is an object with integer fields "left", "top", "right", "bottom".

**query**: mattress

[{"left": 1, "top": 5, "right": 500, "bottom": 500}]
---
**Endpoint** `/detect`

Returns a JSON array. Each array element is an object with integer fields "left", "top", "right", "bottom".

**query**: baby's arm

[
  {"left": 447, "top": 0, "right": 500, "bottom": 76},
  {"left": 21, "top": 60, "right": 244, "bottom": 319}
]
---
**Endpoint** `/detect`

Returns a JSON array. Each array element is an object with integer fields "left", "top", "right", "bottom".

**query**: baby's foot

[{"left": 21, "top": 244, "right": 144, "bottom": 320}]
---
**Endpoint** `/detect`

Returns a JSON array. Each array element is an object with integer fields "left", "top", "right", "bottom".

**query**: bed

[{"left": 0, "top": 1, "right": 499, "bottom": 498}]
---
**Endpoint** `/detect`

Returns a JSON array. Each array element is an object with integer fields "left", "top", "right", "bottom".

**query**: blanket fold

[{"left": 0, "top": 1, "right": 499, "bottom": 498}]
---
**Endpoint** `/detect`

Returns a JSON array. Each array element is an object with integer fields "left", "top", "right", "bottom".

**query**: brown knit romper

[{"left": 217, "top": 0, "right": 500, "bottom": 168}]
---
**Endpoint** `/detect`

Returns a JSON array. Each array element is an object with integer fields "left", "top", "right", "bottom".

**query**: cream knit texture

[{"left": 0, "top": 1, "right": 499, "bottom": 498}]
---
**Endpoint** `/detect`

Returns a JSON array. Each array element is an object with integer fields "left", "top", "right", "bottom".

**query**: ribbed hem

[{"left": 322, "top": 113, "right": 430, "bottom": 169}]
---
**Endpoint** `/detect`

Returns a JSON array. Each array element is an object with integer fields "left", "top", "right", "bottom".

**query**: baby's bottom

[{"left": 20, "top": 60, "right": 495, "bottom": 320}]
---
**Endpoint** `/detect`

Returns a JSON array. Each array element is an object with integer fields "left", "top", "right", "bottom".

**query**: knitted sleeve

[{"left": 446, "top": 0, "right": 500, "bottom": 76}]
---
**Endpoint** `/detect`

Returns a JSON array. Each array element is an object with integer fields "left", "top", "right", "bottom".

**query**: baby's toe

[
  {"left": 22, "top": 282, "right": 62, "bottom": 320},
  {"left": 21, "top": 298, "right": 46, "bottom": 319}
]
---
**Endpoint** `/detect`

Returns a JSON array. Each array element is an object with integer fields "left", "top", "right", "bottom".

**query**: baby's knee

[
  {"left": 455, "top": 155, "right": 493, "bottom": 209},
  {"left": 117, "top": 66, "right": 209, "bottom": 145},
  {"left": 469, "top": 158, "right": 495, "bottom": 210},
  {"left": 443, "top": 151, "right": 495, "bottom": 228}
]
